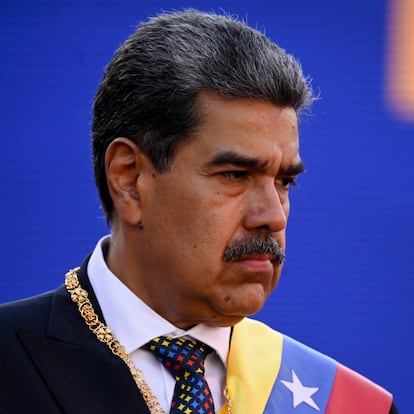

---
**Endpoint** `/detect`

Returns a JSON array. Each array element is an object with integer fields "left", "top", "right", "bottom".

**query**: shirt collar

[{"left": 87, "top": 235, "right": 230, "bottom": 367}]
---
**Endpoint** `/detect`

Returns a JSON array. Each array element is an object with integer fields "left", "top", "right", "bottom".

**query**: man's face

[{"left": 136, "top": 93, "right": 303, "bottom": 328}]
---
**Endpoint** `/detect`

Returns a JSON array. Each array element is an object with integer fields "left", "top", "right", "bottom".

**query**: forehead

[{"left": 183, "top": 92, "right": 301, "bottom": 170}]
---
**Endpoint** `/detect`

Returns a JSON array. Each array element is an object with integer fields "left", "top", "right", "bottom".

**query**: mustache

[{"left": 222, "top": 232, "right": 285, "bottom": 265}]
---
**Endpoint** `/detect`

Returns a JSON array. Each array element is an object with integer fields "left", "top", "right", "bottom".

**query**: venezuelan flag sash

[{"left": 219, "top": 318, "right": 392, "bottom": 413}]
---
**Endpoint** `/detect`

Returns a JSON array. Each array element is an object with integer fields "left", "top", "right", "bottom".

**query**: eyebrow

[
  {"left": 281, "top": 160, "right": 306, "bottom": 176},
  {"left": 208, "top": 150, "right": 306, "bottom": 175}
]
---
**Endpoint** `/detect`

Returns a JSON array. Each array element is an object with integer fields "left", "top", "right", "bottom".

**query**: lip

[
  {"left": 240, "top": 253, "right": 275, "bottom": 261},
  {"left": 235, "top": 254, "right": 275, "bottom": 273}
]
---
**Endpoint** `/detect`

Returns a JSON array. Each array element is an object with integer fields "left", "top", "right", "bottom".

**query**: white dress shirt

[{"left": 88, "top": 235, "right": 230, "bottom": 411}]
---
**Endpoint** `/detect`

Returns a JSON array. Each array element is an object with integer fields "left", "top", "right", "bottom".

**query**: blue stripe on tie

[{"left": 264, "top": 335, "right": 337, "bottom": 414}]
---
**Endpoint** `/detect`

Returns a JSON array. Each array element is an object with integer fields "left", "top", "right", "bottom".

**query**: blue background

[{"left": 1, "top": 0, "right": 413, "bottom": 411}]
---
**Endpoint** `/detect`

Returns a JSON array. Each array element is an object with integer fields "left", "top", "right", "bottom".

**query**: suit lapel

[{"left": 17, "top": 259, "right": 150, "bottom": 414}]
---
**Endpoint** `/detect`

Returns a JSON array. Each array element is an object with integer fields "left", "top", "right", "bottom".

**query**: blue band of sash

[{"left": 264, "top": 335, "right": 337, "bottom": 413}]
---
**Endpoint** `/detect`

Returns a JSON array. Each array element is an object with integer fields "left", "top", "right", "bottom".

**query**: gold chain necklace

[{"left": 65, "top": 267, "right": 232, "bottom": 414}]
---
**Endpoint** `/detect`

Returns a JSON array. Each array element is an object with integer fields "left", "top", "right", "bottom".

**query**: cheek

[
  {"left": 180, "top": 214, "right": 229, "bottom": 258},
  {"left": 170, "top": 211, "right": 238, "bottom": 280},
  {"left": 149, "top": 180, "right": 243, "bottom": 259},
  {"left": 160, "top": 184, "right": 236, "bottom": 232}
]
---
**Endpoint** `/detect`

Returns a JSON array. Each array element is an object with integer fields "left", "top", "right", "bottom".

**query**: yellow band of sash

[{"left": 219, "top": 318, "right": 283, "bottom": 414}]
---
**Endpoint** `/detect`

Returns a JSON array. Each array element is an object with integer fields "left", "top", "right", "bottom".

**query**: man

[{"left": 0, "top": 9, "right": 397, "bottom": 413}]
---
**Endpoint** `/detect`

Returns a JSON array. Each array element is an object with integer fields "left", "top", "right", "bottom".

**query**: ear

[{"left": 105, "top": 137, "right": 150, "bottom": 226}]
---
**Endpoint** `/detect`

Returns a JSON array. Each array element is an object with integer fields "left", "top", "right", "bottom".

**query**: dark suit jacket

[
  {"left": 0, "top": 258, "right": 398, "bottom": 413},
  {"left": 0, "top": 259, "right": 151, "bottom": 414}
]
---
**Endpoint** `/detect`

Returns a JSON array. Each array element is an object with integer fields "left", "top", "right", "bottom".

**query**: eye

[
  {"left": 277, "top": 177, "right": 298, "bottom": 190},
  {"left": 220, "top": 170, "right": 249, "bottom": 181}
]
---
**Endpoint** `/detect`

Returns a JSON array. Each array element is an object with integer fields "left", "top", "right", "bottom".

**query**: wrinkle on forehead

[{"left": 173, "top": 92, "right": 301, "bottom": 174}]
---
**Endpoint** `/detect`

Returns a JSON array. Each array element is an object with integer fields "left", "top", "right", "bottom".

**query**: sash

[{"left": 219, "top": 318, "right": 392, "bottom": 413}]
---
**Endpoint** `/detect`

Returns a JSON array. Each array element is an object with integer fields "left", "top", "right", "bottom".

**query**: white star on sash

[{"left": 281, "top": 369, "right": 320, "bottom": 410}]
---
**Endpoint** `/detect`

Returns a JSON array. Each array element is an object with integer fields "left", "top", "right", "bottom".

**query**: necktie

[{"left": 145, "top": 336, "right": 215, "bottom": 414}]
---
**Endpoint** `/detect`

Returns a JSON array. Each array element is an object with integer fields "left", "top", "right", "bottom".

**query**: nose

[{"left": 243, "top": 183, "right": 289, "bottom": 233}]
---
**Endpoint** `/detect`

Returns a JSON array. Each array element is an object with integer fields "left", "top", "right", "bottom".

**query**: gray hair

[{"left": 92, "top": 9, "right": 314, "bottom": 221}]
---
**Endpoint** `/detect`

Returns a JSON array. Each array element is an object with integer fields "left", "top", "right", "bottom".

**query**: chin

[
  {"left": 216, "top": 298, "right": 268, "bottom": 323},
  {"left": 205, "top": 283, "right": 273, "bottom": 325}
]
